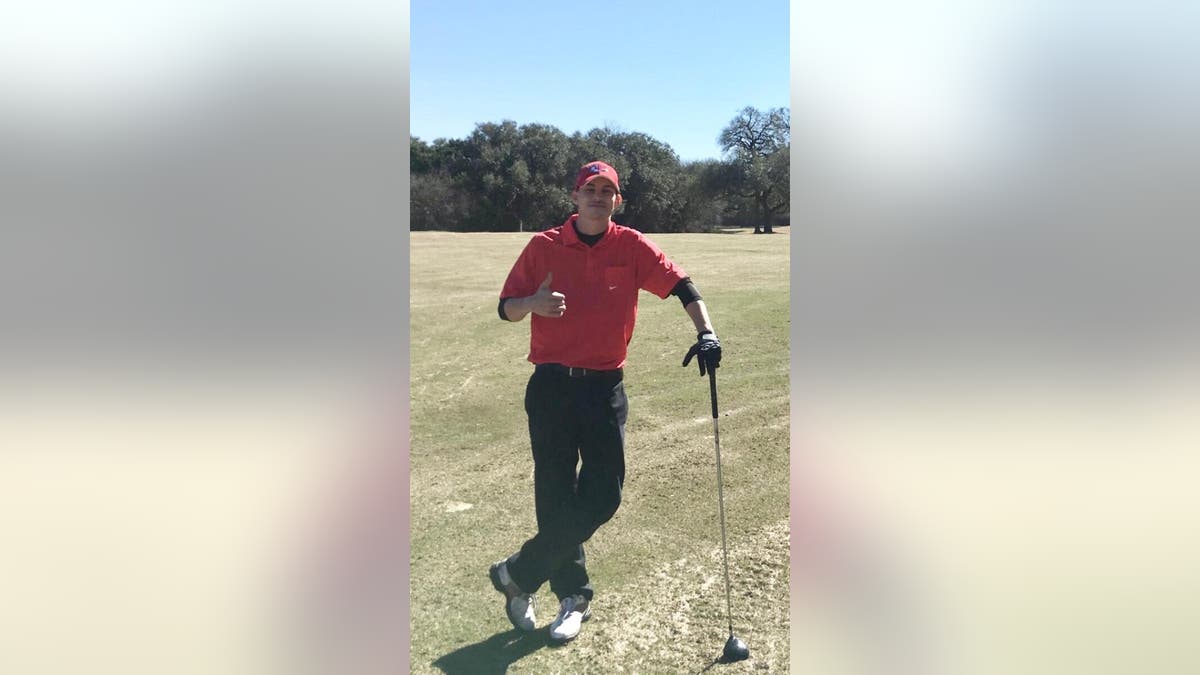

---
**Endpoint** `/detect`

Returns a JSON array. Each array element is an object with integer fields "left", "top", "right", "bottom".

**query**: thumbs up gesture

[{"left": 531, "top": 272, "right": 566, "bottom": 318}]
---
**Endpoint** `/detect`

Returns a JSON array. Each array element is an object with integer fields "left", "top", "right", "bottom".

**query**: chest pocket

[{"left": 603, "top": 266, "right": 635, "bottom": 294}]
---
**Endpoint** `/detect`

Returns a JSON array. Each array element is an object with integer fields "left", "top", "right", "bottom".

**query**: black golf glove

[{"left": 682, "top": 331, "right": 722, "bottom": 376}]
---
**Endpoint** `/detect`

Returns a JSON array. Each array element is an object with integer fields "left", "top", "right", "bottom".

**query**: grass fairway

[{"left": 410, "top": 229, "right": 790, "bottom": 673}]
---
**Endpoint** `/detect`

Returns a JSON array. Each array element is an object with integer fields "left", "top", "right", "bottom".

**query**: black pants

[{"left": 506, "top": 365, "right": 628, "bottom": 602}]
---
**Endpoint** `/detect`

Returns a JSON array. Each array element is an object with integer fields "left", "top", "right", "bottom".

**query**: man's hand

[
  {"left": 530, "top": 273, "right": 566, "bottom": 318},
  {"left": 682, "top": 331, "right": 722, "bottom": 376}
]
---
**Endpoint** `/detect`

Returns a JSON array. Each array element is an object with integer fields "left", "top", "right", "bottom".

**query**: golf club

[{"left": 708, "top": 368, "right": 750, "bottom": 662}]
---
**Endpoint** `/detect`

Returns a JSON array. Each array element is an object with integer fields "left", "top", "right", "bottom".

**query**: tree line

[{"left": 411, "top": 106, "right": 789, "bottom": 234}]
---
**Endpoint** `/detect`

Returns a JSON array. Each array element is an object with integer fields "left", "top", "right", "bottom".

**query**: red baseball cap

[{"left": 574, "top": 161, "right": 620, "bottom": 193}]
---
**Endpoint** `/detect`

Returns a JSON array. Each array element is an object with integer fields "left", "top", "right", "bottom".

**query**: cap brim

[{"left": 578, "top": 175, "right": 619, "bottom": 192}]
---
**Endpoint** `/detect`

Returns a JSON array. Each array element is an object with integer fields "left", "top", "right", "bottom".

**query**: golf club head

[{"left": 723, "top": 635, "right": 750, "bottom": 662}]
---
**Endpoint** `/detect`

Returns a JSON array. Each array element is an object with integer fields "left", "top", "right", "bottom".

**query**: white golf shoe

[
  {"left": 549, "top": 594, "right": 591, "bottom": 643},
  {"left": 489, "top": 560, "right": 536, "bottom": 632}
]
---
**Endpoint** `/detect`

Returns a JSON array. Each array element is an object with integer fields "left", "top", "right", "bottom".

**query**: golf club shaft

[{"left": 709, "top": 369, "right": 735, "bottom": 636}]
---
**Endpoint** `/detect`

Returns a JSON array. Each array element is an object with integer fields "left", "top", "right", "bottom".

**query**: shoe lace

[{"left": 558, "top": 595, "right": 584, "bottom": 618}]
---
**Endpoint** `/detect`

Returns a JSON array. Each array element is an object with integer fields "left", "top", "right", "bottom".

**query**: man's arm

[
  {"left": 500, "top": 296, "right": 537, "bottom": 322},
  {"left": 671, "top": 277, "right": 715, "bottom": 335},
  {"left": 684, "top": 299, "right": 715, "bottom": 336},
  {"left": 675, "top": 279, "right": 722, "bottom": 375},
  {"left": 500, "top": 273, "right": 565, "bottom": 322}
]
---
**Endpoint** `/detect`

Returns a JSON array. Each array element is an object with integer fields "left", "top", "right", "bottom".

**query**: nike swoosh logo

[{"left": 608, "top": 285, "right": 618, "bottom": 290}]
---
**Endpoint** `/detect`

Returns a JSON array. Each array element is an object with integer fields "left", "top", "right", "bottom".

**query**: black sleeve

[
  {"left": 498, "top": 297, "right": 512, "bottom": 321},
  {"left": 670, "top": 277, "right": 703, "bottom": 308}
]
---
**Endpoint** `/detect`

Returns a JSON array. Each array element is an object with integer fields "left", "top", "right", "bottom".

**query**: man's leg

[
  {"left": 547, "top": 376, "right": 628, "bottom": 602},
  {"left": 548, "top": 544, "right": 589, "bottom": 603},
  {"left": 506, "top": 368, "right": 584, "bottom": 594}
]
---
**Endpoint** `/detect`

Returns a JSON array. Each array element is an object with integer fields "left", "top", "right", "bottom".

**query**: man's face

[{"left": 571, "top": 179, "right": 621, "bottom": 219}]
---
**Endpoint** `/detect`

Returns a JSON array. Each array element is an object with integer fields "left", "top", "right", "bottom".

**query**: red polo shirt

[{"left": 500, "top": 215, "right": 688, "bottom": 370}]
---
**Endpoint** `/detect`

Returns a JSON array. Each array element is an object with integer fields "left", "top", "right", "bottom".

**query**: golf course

[
  {"left": 3, "top": 226, "right": 1196, "bottom": 674},
  {"left": 411, "top": 225, "right": 1200, "bottom": 675},
  {"left": 409, "top": 228, "right": 792, "bottom": 673}
]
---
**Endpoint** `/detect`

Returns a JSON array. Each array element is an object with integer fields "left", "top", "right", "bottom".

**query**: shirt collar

[{"left": 561, "top": 214, "right": 614, "bottom": 248}]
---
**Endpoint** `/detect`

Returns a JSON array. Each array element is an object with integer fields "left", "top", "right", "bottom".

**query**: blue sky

[{"left": 410, "top": 0, "right": 789, "bottom": 162}]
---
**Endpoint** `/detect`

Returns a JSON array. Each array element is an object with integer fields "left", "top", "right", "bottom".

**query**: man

[{"left": 489, "top": 160, "right": 722, "bottom": 643}]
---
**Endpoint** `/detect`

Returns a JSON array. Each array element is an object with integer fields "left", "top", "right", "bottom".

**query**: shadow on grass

[
  {"left": 711, "top": 228, "right": 785, "bottom": 234},
  {"left": 697, "top": 653, "right": 750, "bottom": 673},
  {"left": 432, "top": 629, "right": 553, "bottom": 674}
]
